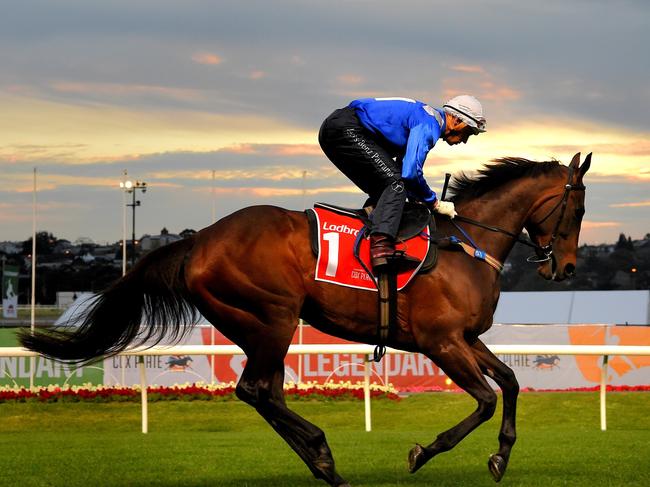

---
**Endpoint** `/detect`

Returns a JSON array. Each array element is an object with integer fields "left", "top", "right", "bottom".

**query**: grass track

[{"left": 1, "top": 392, "right": 649, "bottom": 486}]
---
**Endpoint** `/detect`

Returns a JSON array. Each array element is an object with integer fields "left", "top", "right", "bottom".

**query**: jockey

[{"left": 319, "top": 95, "right": 486, "bottom": 271}]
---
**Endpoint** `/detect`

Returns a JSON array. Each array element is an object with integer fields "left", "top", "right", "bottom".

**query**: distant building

[
  {"left": 141, "top": 228, "right": 182, "bottom": 251},
  {"left": 78, "top": 253, "right": 95, "bottom": 264},
  {"left": 94, "top": 244, "right": 119, "bottom": 262},
  {"left": 53, "top": 239, "right": 73, "bottom": 255},
  {"left": 581, "top": 244, "right": 616, "bottom": 257},
  {"left": 0, "top": 242, "right": 21, "bottom": 254},
  {"left": 74, "top": 237, "right": 95, "bottom": 246}
]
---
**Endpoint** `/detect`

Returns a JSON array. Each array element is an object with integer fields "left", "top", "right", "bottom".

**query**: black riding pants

[{"left": 318, "top": 107, "right": 406, "bottom": 239}]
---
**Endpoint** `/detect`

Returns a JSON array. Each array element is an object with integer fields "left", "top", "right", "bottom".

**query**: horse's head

[{"left": 525, "top": 152, "right": 591, "bottom": 281}]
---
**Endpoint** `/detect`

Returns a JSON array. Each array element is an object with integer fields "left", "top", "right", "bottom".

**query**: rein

[
  {"left": 453, "top": 214, "right": 541, "bottom": 253},
  {"left": 444, "top": 164, "right": 585, "bottom": 266}
]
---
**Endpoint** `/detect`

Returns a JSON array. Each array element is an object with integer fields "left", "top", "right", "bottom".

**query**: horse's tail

[{"left": 18, "top": 236, "right": 198, "bottom": 364}]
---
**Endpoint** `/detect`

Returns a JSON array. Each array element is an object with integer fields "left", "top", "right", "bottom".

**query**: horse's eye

[{"left": 575, "top": 207, "right": 585, "bottom": 220}]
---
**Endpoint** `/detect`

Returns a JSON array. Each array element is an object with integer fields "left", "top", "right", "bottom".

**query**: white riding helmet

[{"left": 443, "top": 95, "right": 487, "bottom": 133}]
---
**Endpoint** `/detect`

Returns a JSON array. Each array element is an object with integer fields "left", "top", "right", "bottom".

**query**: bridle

[
  {"left": 525, "top": 164, "right": 586, "bottom": 262},
  {"left": 452, "top": 164, "right": 586, "bottom": 264}
]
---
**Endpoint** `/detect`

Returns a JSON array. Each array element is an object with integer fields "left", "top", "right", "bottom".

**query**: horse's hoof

[
  {"left": 488, "top": 454, "right": 507, "bottom": 482},
  {"left": 408, "top": 443, "right": 429, "bottom": 474}
]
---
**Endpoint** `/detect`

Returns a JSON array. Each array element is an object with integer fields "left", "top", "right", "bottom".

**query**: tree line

[{"left": 2, "top": 231, "right": 648, "bottom": 305}]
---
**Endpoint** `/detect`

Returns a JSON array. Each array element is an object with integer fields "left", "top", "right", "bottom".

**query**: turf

[{"left": 1, "top": 392, "right": 649, "bottom": 486}]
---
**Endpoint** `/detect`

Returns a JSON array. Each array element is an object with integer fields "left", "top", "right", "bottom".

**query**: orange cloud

[
  {"left": 609, "top": 200, "right": 650, "bottom": 208},
  {"left": 5, "top": 84, "right": 37, "bottom": 96},
  {"left": 52, "top": 81, "right": 204, "bottom": 102},
  {"left": 337, "top": 74, "right": 364, "bottom": 86},
  {"left": 0, "top": 143, "right": 89, "bottom": 164},
  {"left": 250, "top": 185, "right": 359, "bottom": 197},
  {"left": 195, "top": 185, "right": 359, "bottom": 197},
  {"left": 0, "top": 201, "right": 88, "bottom": 224},
  {"left": 220, "top": 143, "right": 259, "bottom": 155},
  {"left": 478, "top": 82, "right": 522, "bottom": 102},
  {"left": 445, "top": 118, "right": 650, "bottom": 181},
  {"left": 451, "top": 64, "right": 486, "bottom": 74},
  {"left": 581, "top": 221, "right": 620, "bottom": 229},
  {"left": 191, "top": 52, "right": 223, "bottom": 65},
  {"left": 0, "top": 92, "right": 315, "bottom": 163},
  {"left": 0, "top": 172, "right": 183, "bottom": 194},
  {"left": 270, "top": 144, "right": 322, "bottom": 156},
  {"left": 442, "top": 65, "right": 523, "bottom": 104},
  {"left": 333, "top": 90, "right": 375, "bottom": 100},
  {"left": 150, "top": 165, "right": 339, "bottom": 182},
  {"left": 215, "top": 143, "right": 322, "bottom": 157},
  {"left": 543, "top": 140, "right": 650, "bottom": 158},
  {"left": 0, "top": 205, "right": 34, "bottom": 223}
]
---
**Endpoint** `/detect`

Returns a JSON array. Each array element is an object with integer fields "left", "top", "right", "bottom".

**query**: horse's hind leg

[
  {"left": 409, "top": 338, "right": 498, "bottom": 475},
  {"left": 471, "top": 339, "right": 519, "bottom": 482},
  {"left": 186, "top": 267, "right": 348, "bottom": 484},
  {"left": 235, "top": 347, "right": 350, "bottom": 487}
]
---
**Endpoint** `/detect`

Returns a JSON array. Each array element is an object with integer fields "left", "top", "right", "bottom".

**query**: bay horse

[{"left": 20, "top": 152, "right": 591, "bottom": 486}]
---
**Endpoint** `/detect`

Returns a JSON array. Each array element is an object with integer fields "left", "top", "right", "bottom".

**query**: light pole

[
  {"left": 119, "top": 179, "right": 147, "bottom": 269},
  {"left": 119, "top": 171, "right": 128, "bottom": 276}
]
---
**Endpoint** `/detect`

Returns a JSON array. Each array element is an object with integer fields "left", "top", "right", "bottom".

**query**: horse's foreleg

[
  {"left": 471, "top": 339, "right": 519, "bottom": 482},
  {"left": 236, "top": 352, "right": 350, "bottom": 487},
  {"left": 409, "top": 339, "right": 497, "bottom": 475}
]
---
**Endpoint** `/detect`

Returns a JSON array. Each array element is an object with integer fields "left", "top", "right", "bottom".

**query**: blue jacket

[{"left": 349, "top": 97, "right": 445, "bottom": 203}]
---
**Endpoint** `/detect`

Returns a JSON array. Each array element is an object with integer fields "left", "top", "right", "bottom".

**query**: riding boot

[{"left": 369, "top": 234, "right": 420, "bottom": 272}]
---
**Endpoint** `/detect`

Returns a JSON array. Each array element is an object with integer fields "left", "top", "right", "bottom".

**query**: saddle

[
  {"left": 306, "top": 202, "right": 441, "bottom": 361},
  {"left": 306, "top": 201, "right": 439, "bottom": 273}
]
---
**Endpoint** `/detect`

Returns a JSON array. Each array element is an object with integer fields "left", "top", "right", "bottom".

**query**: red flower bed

[
  {"left": 4, "top": 383, "right": 645, "bottom": 404},
  {"left": 0, "top": 382, "right": 401, "bottom": 403}
]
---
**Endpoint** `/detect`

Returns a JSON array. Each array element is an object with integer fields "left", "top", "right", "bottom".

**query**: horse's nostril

[{"left": 565, "top": 263, "right": 576, "bottom": 277}]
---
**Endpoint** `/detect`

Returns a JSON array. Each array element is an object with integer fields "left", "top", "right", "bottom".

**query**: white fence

[{"left": 1, "top": 344, "right": 650, "bottom": 433}]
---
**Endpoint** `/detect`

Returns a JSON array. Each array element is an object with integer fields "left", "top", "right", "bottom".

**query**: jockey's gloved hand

[{"left": 433, "top": 200, "right": 457, "bottom": 219}]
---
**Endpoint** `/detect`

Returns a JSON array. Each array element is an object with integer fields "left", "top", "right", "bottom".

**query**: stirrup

[{"left": 372, "top": 252, "right": 420, "bottom": 273}]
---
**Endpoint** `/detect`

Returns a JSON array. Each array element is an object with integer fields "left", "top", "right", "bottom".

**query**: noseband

[{"left": 452, "top": 165, "right": 585, "bottom": 264}]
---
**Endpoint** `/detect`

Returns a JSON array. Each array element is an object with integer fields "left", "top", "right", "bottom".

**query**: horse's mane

[{"left": 448, "top": 157, "right": 562, "bottom": 202}]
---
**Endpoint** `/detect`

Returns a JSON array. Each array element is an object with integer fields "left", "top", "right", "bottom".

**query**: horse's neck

[{"left": 453, "top": 178, "right": 551, "bottom": 263}]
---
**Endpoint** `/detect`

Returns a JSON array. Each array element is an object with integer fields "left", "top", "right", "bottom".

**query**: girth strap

[{"left": 454, "top": 240, "right": 504, "bottom": 273}]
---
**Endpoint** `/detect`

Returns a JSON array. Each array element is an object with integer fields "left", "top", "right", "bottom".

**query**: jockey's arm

[{"left": 401, "top": 123, "right": 438, "bottom": 204}]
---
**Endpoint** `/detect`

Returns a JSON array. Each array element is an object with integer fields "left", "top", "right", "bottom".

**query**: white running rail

[{"left": 1, "top": 344, "right": 649, "bottom": 433}]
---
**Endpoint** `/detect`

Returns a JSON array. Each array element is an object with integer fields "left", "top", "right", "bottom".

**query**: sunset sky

[{"left": 1, "top": 0, "right": 648, "bottom": 245}]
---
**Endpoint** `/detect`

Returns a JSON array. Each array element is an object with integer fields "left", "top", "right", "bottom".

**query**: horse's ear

[
  {"left": 578, "top": 152, "right": 592, "bottom": 179},
  {"left": 569, "top": 152, "right": 581, "bottom": 170}
]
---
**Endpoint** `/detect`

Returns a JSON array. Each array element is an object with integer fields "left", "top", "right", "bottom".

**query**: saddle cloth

[{"left": 306, "top": 203, "right": 437, "bottom": 291}]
